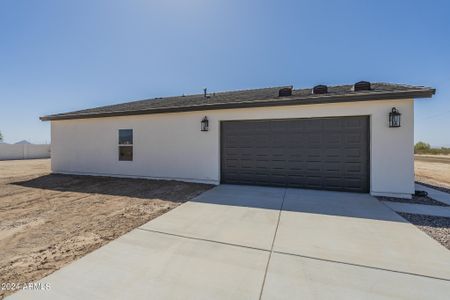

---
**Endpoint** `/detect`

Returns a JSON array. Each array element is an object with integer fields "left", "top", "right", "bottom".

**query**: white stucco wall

[
  {"left": 51, "top": 98, "right": 414, "bottom": 198},
  {"left": 0, "top": 144, "right": 51, "bottom": 160}
]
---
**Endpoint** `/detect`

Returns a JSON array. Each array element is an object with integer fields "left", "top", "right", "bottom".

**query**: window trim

[
  {"left": 118, "top": 129, "right": 133, "bottom": 161},
  {"left": 118, "top": 129, "right": 133, "bottom": 145}
]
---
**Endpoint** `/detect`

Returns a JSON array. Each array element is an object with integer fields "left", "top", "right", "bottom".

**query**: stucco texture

[{"left": 51, "top": 99, "right": 414, "bottom": 198}]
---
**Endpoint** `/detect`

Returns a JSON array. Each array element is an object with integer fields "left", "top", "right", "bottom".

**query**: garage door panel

[
  {"left": 345, "top": 133, "right": 363, "bottom": 143},
  {"left": 324, "top": 147, "right": 341, "bottom": 155},
  {"left": 287, "top": 162, "right": 307, "bottom": 170},
  {"left": 323, "top": 178, "right": 344, "bottom": 188},
  {"left": 343, "top": 117, "right": 366, "bottom": 128},
  {"left": 221, "top": 116, "right": 369, "bottom": 192},
  {"left": 286, "top": 150, "right": 305, "bottom": 158},
  {"left": 287, "top": 132, "right": 307, "bottom": 140},
  {"left": 345, "top": 148, "right": 362, "bottom": 158},
  {"left": 323, "top": 118, "right": 341, "bottom": 129},
  {"left": 344, "top": 162, "right": 363, "bottom": 172},
  {"left": 324, "top": 135, "right": 342, "bottom": 146},
  {"left": 345, "top": 179, "right": 366, "bottom": 190},
  {"left": 323, "top": 162, "right": 341, "bottom": 171},
  {"left": 303, "top": 119, "right": 323, "bottom": 130}
]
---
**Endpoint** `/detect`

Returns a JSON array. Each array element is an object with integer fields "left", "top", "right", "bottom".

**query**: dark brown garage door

[{"left": 220, "top": 116, "right": 370, "bottom": 192}]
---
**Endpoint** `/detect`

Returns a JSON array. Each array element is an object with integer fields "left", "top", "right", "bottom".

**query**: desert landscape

[
  {"left": 415, "top": 154, "right": 450, "bottom": 190},
  {"left": 1, "top": 156, "right": 449, "bottom": 298},
  {"left": 0, "top": 159, "right": 211, "bottom": 298}
]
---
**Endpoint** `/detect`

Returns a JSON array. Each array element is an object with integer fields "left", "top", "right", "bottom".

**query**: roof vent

[
  {"left": 353, "top": 81, "right": 371, "bottom": 91},
  {"left": 278, "top": 87, "right": 292, "bottom": 97},
  {"left": 312, "top": 85, "right": 328, "bottom": 94}
]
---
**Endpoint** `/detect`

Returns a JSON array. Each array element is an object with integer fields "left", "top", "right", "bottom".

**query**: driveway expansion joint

[
  {"left": 137, "top": 227, "right": 270, "bottom": 253},
  {"left": 272, "top": 250, "right": 450, "bottom": 282},
  {"left": 258, "top": 187, "right": 288, "bottom": 300}
]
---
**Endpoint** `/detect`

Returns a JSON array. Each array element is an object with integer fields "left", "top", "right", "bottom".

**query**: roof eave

[{"left": 40, "top": 89, "right": 436, "bottom": 121}]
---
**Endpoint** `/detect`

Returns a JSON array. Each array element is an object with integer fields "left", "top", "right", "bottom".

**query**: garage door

[{"left": 220, "top": 116, "right": 369, "bottom": 193}]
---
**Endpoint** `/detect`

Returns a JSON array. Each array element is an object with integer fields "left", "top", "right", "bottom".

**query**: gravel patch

[
  {"left": 377, "top": 195, "right": 449, "bottom": 207},
  {"left": 416, "top": 181, "right": 450, "bottom": 195},
  {"left": 398, "top": 212, "right": 450, "bottom": 250}
]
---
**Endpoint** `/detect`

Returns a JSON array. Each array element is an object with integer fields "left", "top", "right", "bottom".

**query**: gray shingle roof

[{"left": 41, "top": 82, "right": 435, "bottom": 121}]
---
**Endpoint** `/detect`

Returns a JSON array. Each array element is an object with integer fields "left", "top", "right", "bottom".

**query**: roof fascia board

[{"left": 40, "top": 89, "right": 435, "bottom": 121}]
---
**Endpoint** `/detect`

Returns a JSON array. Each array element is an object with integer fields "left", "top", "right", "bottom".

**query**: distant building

[{"left": 14, "top": 140, "right": 32, "bottom": 145}]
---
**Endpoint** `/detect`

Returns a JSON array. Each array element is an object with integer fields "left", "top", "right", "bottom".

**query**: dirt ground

[
  {"left": 0, "top": 159, "right": 212, "bottom": 298},
  {"left": 415, "top": 155, "right": 450, "bottom": 189},
  {"left": 0, "top": 159, "right": 51, "bottom": 184},
  {"left": 1, "top": 157, "right": 448, "bottom": 297}
]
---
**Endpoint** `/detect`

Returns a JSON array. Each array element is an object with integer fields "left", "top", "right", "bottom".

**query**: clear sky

[{"left": 1, "top": 0, "right": 449, "bottom": 146}]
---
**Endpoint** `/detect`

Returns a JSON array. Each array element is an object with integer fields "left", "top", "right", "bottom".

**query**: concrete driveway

[{"left": 9, "top": 185, "right": 450, "bottom": 299}]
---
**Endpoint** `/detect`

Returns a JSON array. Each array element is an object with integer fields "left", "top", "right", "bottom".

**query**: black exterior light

[
  {"left": 201, "top": 116, "right": 209, "bottom": 131},
  {"left": 389, "top": 107, "right": 401, "bottom": 128}
]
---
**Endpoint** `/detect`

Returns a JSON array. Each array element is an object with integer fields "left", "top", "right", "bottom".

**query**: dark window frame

[{"left": 118, "top": 129, "right": 133, "bottom": 161}]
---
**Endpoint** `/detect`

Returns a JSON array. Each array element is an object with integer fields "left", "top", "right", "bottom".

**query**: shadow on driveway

[{"left": 192, "top": 184, "right": 408, "bottom": 223}]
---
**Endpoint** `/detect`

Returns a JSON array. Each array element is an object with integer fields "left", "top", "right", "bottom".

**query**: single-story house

[{"left": 41, "top": 82, "right": 435, "bottom": 199}]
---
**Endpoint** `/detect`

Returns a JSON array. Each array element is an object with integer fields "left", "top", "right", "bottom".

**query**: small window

[
  {"left": 118, "top": 129, "right": 133, "bottom": 161},
  {"left": 119, "top": 129, "right": 133, "bottom": 145},
  {"left": 119, "top": 146, "right": 133, "bottom": 161}
]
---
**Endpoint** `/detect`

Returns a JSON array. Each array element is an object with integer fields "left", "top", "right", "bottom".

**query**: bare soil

[
  {"left": 0, "top": 159, "right": 51, "bottom": 184},
  {"left": 415, "top": 155, "right": 450, "bottom": 189},
  {"left": 0, "top": 159, "right": 212, "bottom": 298}
]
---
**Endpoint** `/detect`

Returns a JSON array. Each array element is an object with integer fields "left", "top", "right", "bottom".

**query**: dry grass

[
  {"left": 415, "top": 155, "right": 450, "bottom": 189},
  {"left": 0, "top": 159, "right": 212, "bottom": 298}
]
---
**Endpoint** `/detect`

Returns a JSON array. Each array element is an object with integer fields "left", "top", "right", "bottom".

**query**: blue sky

[{"left": 1, "top": 0, "right": 449, "bottom": 146}]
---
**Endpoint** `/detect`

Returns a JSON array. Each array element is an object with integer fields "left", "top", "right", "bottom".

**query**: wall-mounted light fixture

[
  {"left": 389, "top": 107, "right": 401, "bottom": 128},
  {"left": 201, "top": 116, "right": 209, "bottom": 132}
]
